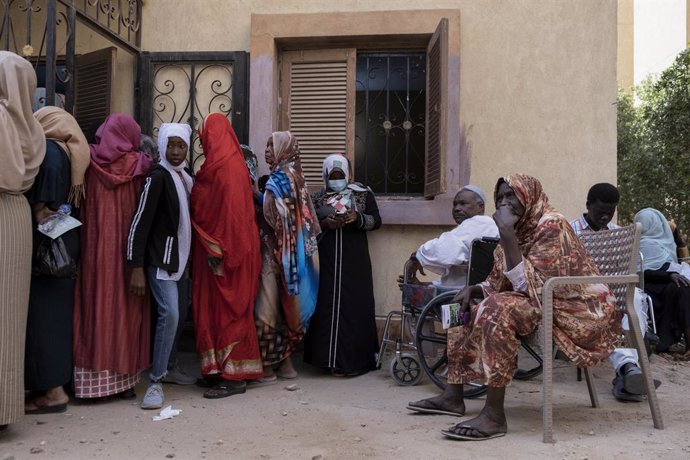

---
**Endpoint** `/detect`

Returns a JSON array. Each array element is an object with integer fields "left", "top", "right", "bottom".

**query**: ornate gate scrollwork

[{"left": 139, "top": 52, "right": 248, "bottom": 173}]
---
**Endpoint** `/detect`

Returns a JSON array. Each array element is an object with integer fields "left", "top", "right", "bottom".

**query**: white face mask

[{"left": 328, "top": 179, "right": 348, "bottom": 192}]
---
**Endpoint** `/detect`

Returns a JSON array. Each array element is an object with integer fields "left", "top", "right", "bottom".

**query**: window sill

[{"left": 377, "top": 194, "right": 455, "bottom": 226}]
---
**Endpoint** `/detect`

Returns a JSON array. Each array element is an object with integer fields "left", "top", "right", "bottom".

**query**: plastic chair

[{"left": 541, "top": 223, "right": 664, "bottom": 443}]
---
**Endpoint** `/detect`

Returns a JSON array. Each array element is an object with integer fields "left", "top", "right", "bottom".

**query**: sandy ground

[{"left": 1, "top": 349, "right": 690, "bottom": 460}]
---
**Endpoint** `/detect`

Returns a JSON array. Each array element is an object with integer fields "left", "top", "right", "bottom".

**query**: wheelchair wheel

[
  {"left": 414, "top": 291, "right": 487, "bottom": 398},
  {"left": 389, "top": 353, "right": 423, "bottom": 386}
]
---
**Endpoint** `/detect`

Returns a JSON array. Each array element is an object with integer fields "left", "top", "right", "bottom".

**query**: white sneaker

[{"left": 141, "top": 383, "right": 164, "bottom": 410}]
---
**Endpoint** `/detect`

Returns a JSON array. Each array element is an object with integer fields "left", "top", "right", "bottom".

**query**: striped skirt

[{"left": 0, "top": 193, "right": 32, "bottom": 425}]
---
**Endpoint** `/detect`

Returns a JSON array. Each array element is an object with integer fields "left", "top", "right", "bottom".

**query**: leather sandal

[{"left": 203, "top": 380, "right": 247, "bottom": 399}]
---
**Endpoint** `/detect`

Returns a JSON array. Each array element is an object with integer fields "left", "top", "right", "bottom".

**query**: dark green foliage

[{"left": 617, "top": 49, "right": 690, "bottom": 236}]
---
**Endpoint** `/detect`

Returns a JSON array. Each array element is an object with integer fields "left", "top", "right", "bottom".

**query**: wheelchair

[{"left": 376, "top": 260, "right": 435, "bottom": 386}]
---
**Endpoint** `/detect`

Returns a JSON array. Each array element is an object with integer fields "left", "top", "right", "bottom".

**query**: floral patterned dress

[{"left": 448, "top": 174, "right": 620, "bottom": 386}]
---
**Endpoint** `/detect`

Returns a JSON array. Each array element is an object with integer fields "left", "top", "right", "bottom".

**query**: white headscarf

[
  {"left": 322, "top": 153, "right": 367, "bottom": 192},
  {"left": 158, "top": 123, "right": 192, "bottom": 173},
  {"left": 156, "top": 123, "right": 193, "bottom": 281},
  {"left": 634, "top": 208, "right": 678, "bottom": 271},
  {"left": 0, "top": 51, "right": 46, "bottom": 193}
]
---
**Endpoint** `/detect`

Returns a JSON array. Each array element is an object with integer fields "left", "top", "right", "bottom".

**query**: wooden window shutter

[
  {"left": 424, "top": 18, "right": 449, "bottom": 198},
  {"left": 280, "top": 49, "right": 356, "bottom": 187},
  {"left": 74, "top": 47, "right": 116, "bottom": 136}
]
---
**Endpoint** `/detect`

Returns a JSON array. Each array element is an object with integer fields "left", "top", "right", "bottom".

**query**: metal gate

[
  {"left": 137, "top": 52, "right": 249, "bottom": 171},
  {"left": 1, "top": 0, "right": 143, "bottom": 114}
]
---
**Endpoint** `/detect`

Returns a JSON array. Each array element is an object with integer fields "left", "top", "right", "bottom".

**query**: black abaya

[
  {"left": 304, "top": 188, "right": 381, "bottom": 375},
  {"left": 24, "top": 141, "right": 81, "bottom": 391}
]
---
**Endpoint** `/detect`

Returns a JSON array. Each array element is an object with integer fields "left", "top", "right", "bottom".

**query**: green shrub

[{"left": 618, "top": 48, "right": 690, "bottom": 237}]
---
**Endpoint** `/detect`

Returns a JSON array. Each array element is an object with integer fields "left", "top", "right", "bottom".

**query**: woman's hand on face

[
  {"left": 129, "top": 267, "right": 147, "bottom": 297},
  {"left": 493, "top": 205, "right": 520, "bottom": 236},
  {"left": 670, "top": 272, "right": 690, "bottom": 288}
]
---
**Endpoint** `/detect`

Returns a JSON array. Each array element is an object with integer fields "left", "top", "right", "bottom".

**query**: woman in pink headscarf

[{"left": 73, "top": 113, "right": 153, "bottom": 400}]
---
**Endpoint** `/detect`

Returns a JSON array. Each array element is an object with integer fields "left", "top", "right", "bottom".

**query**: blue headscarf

[{"left": 634, "top": 208, "right": 678, "bottom": 270}]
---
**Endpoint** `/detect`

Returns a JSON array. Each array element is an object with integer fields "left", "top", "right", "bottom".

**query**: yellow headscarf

[
  {"left": 0, "top": 51, "right": 45, "bottom": 193},
  {"left": 34, "top": 106, "right": 91, "bottom": 206}
]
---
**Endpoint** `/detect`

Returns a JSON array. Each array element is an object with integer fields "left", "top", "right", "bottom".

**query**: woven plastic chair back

[{"left": 578, "top": 224, "right": 639, "bottom": 309}]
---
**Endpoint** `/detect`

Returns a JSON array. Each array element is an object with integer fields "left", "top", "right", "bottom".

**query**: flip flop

[
  {"left": 441, "top": 424, "right": 506, "bottom": 441},
  {"left": 25, "top": 402, "right": 68, "bottom": 415},
  {"left": 203, "top": 381, "right": 247, "bottom": 399},
  {"left": 246, "top": 376, "right": 278, "bottom": 388},
  {"left": 406, "top": 399, "right": 464, "bottom": 417}
]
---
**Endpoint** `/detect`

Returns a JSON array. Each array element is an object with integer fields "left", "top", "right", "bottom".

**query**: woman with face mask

[{"left": 304, "top": 154, "right": 382, "bottom": 377}]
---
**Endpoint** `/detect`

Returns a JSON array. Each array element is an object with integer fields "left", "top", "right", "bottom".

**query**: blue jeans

[
  {"left": 167, "top": 266, "right": 190, "bottom": 368},
  {"left": 147, "top": 266, "right": 180, "bottom": 382}
]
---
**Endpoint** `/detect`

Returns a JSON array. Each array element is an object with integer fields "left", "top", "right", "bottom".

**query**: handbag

[{"left": 33, "top": 236, "right": 77, "bottom": 278}]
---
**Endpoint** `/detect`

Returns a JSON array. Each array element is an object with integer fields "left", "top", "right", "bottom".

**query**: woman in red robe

[
  {"left": 73, "top": 113, "right": 153, "bottom": 399},
  {"left": 191, "top": 113, "right": 263, "bottom": 398}
]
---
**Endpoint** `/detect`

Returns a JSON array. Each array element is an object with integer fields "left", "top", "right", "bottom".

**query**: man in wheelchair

[
  {"left": 407, "top": 175, "right": 620, "bottom": 441},
  {"left": 403, "top": 185, "right": 499, "bottom": 289}
]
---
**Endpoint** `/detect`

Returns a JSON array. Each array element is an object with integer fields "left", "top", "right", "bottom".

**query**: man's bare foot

[
  {"left": 442, "top": 406, "right": 507, "bottom": 440},
  {"left": 407, "top": 393, "right": 465, "bottom": 417}
]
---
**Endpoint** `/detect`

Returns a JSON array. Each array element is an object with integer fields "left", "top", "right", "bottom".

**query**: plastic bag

[{"left": 33, "top": 237, "right": 77, "bottom": 278}]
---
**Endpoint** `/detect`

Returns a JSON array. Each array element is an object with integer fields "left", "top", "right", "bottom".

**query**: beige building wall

[
  {"left": 142, "top": 0, "right": 618, "bottom": 314},
  {"left": 618, "top": 0, "right": 635, "bottom": 92}
]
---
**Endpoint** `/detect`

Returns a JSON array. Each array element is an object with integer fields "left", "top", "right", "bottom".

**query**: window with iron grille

[
  {"left": 279, "top": 18, "right": 448, "bottom": 197},
  {"left": 355, "top": 53, "right": 426, "bottom": 196}
]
